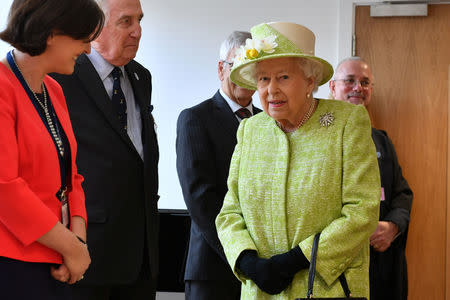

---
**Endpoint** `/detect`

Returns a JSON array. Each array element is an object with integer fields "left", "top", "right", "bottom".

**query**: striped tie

[
  {"left": 235, "top": 108, "right": 252, "bottom": 119},
  {"left": 111, "top": 67, "right": 127, "bottom": 130}
]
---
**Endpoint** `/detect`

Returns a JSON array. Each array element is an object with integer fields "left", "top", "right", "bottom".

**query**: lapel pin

[{"left": 134, "top": 72, "right": 139, "bottom": 80}]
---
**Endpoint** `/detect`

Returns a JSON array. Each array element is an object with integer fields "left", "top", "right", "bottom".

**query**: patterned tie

[
  {"left": 235, "top": 107, "right": 252, "bottom": 119},
  {"left": 111, "top": 67, "right": 127, "bottom": 130}
]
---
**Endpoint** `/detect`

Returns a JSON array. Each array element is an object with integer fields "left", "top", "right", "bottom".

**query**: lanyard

[{"left": 6, "top": 50, "right": 69, "bottom": 196}]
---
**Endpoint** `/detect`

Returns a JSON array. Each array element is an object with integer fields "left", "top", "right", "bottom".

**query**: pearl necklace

[
  {"left": 11, "top": 50, "right": 64, "bottom": 157},
  {"left": 277, "top": 98, "right": 318, "bottom": 133}
]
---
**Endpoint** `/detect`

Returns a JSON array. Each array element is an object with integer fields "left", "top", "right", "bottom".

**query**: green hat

[{"left": 230, "top": 22, "right": 334, "bottom": 90}]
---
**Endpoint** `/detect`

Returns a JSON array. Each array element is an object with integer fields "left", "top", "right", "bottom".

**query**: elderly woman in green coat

[{"left": 215, "top": 22, "right": 380, "bottom": 299}]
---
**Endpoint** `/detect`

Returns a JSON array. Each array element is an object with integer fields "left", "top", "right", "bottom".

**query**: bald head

[{"left": 329, "top": 57, "right": 374, "bottom": 107}]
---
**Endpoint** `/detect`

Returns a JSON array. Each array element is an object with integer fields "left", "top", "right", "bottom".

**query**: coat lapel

[
  {"left": 125, "top": 63, "right": 148, "bottom": 114},
  {"left": 75, "top": 55, "right": 137, "bottom": 152},
  {"left": 212, "top": 91, "right": 239, "bottom": 142},
  {"left": 125, "top": 62, "right": 154, "bottom": 155},
  {"left": 212, "top": 91, "right": 262, "bottom": 141}
]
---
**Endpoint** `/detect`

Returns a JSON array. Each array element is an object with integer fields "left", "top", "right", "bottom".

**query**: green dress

[{"left": 216, "top": 99, "right": 380, "bottom": 299}]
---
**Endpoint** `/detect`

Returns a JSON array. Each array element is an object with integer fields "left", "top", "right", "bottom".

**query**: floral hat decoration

[{"left": 230, "top": 22, "right": 333, "bottom": 90}]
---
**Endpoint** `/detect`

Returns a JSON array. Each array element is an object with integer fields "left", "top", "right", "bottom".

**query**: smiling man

[
  {"left": 330, "top": 57, "right": 412, "bottom": 300},
  {"left": 329, "top": 57, "right": 373, "bottom": 106},
  {"left": 51, "top": 0, "right": 159, "bottom": 299}
]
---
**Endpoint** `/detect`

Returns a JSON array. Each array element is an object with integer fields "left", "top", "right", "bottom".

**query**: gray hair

[
  {"left": 219, "top": 31, "right": 251, "bottom": 61},
  {"left": 334, "top": 56, "right": 367, "bottom": 79},
  {"left": 94, "top": 0, "right": 109, "bottom": 18},
  {"left": 94, "top": 0, "right": 106, "bottom": 8},
  {"left": 295, "top": 58, "right": 323, "bottom": 93}
]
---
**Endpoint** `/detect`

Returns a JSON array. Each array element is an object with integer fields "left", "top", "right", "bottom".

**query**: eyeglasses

[
  {"left": 222, "top": 61, "right": 234, "bottom": 69},
  {"left": 334, "top": 78, "right": 372, "bottom": 88}
]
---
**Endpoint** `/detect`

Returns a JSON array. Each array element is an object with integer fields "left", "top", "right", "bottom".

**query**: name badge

[
  {"left": 380, "top": 187, "right": 385, "bottom": 201},
  {"left": 60, "top": 188, "right": 69, "bottom": 227}
]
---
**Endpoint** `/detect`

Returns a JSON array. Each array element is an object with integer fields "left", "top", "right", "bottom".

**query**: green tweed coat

[{"left": 216, "top": 99, "right": 380, "bottom": 299}]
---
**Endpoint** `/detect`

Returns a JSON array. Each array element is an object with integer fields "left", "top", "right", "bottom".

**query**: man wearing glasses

[
  {"left": 330, "top": 57, "right": 413, "bottom": 300},
  {"left": 176, "top": 31, "right": 260, "bottom": 300}
]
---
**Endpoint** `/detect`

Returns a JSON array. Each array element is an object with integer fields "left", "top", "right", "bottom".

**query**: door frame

[
  {"left": 339, "top": 1, "right": 450, "bottom": 299},
  {"left": 337, "top": 1, "right": 450, "bottom": 60}
]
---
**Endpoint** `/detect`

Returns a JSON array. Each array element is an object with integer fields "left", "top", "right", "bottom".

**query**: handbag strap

[
  {"left": 339, "top": 274, "right": 351, "bottom": 297},
  {"left": 306, "top": 233, "right": 352, "bottom": 298},
  {"left": 306, "top": 233, "right": 321, "bottom": 298}
]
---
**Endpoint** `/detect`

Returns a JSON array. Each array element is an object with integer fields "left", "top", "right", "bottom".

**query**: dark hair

[{"left": 0, "top": 0, "right": 104, "bottom": 56}]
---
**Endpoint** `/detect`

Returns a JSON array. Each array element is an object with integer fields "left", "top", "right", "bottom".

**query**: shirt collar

[
  {"left": 86, "top": 48, "right": 126, "bottom": 80},
  {"left": 219, "top": 88, "right": 253, "bottom": 115}
]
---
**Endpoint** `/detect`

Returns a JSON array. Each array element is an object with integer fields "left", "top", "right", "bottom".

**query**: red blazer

[{"left": 0, "top": 62, "right": 86, "bottom": 264}]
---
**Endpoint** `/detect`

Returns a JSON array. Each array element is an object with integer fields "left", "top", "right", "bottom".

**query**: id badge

[{"left": 60, "top": 188, "right": 69, "bottom": 227}]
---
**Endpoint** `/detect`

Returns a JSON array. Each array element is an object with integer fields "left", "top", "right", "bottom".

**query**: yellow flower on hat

[
  {"left": 243, "top": 38, "right": 261, "bottom": 59},
  {"left": 232, "top": 35, "right": 279, "bottom": 71},
  {"left": 246, "top": 48, "right": 259, "bottom": 59}
]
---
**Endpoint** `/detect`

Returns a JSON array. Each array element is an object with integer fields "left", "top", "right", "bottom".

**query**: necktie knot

[{"left": 235, "top": 107, "right": 252, "bottom": 119}]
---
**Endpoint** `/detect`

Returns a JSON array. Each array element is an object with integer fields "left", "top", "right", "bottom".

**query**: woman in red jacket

[{"left": 0, "top": 0, "right": 104, "bottom": 298}]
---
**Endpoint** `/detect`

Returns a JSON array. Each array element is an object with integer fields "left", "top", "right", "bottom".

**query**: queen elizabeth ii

[{"left": 215, "top": 22, "right": 380, "bottom": 299}]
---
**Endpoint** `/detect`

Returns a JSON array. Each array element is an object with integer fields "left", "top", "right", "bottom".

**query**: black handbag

[{"left": 296, "top": 233, "right": 367, "bottom": 300}]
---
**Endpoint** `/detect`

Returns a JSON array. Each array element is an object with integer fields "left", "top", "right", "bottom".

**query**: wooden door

[{"left": 355, "top": 5, "right": 450, "bottom": 300}]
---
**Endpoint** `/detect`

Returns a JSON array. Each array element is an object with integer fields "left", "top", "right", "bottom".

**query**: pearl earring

[{"left": 307, "top": 93, "right": 311, "bottom": 98}]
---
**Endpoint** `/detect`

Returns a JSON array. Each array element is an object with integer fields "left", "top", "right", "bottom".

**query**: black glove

[
  {"left": 237, "top": 250, "right": 293, "bottom": 295},
  {"left": 270, "top": 246, "right": 309, "bottom": 278}
]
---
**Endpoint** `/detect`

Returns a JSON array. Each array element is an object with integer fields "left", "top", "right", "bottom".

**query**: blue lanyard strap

[{"left": 6, "top": 50, "right": 70, "bottom": 195}]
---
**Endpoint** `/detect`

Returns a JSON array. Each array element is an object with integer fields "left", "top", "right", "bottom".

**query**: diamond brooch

[{"left": 319, "top": 112, "right": 334, "bottom": 127}]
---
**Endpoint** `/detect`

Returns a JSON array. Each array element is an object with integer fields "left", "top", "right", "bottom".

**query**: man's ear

[
  {"left": 329, "top": 80, "right": 336, "bottom": 98},
  {"left": 218, "top": 61, "right": 225, "bottom": 81}
]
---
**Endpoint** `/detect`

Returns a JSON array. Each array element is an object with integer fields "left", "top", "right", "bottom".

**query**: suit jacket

[
  {"left": 370, "top": 128, "right": 412, "bottom": 300},
  {"left": 176, "top": 91, "right": 261, "bottom": 281},
  {"left": 0, "top": 64, "right": 85, "bottom": 264},
  {"left": 51, "top": 54, "right": 159, "bottom": 285}
]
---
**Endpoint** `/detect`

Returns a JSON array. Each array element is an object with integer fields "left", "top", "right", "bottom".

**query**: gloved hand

[
  {"left": 270, "top": 246, "right": 309, "bottom": 278},
  {"left": 237, "top": 250, "right": 293, "bottom": 295}
]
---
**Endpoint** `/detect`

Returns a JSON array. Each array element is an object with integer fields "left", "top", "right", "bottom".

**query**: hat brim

[{"left": 230, "top": 53, "right": 333, "bottom": 91}]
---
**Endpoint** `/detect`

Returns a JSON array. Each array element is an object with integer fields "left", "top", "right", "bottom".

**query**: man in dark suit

[
  {"left": 330, "top": 57, "right": 413, "bottom": 300},
  {"left": 51, "top": 0, "right": 159, "bottom": 299},
  {"left": 176, "top": 31, "right": 260, "bottom": 300}
]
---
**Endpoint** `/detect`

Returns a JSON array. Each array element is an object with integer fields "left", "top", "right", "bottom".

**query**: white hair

[
  {"left": 295, "top": 58, "right": 323, "bottom": 93},
  {"left": 219, "top": 31, "right": 251, "bottom": 61},
  {"left": 334, "top": 56, "right": 366, "bottom": 79},
  {"left": 94, "top": 0, "right": 110, "bottom": 19}
]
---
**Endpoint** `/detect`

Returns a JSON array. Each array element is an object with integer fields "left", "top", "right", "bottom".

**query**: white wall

[
  {"left": 0, "top": 0, "right": 353, "bottom": 210},
  {"left": 137, "top": 0, "right": 341, "bottom": 209}
]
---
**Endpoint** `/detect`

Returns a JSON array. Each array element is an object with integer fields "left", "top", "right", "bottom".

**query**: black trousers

[
  {"left": 0, "top": 256, "right": 73, "bottom": 300},
  {"left": 72, "top": 279, "right": 155, "bottom": 300},
  {"left": 72, "top": 242, "right": 155, "bottom": 300},
  {"left": 185, "top": 279, "right": 241, "bottom": 300}
]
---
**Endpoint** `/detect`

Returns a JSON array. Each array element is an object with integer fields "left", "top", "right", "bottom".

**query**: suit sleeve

[
  {"left": 299, "top": 105, "right": 381, "bottom": 285},
  {"left": 176, "top": 108, "right": 228, "bottom": 261},
  {"left": 382, "top": 134, "right": 413, "bottom": 234},
  {"left": 0, "top": 92, "right": 59, "bottom": 246},
  {"left": 216, "top": 119, "right": 257, "bottom": 282}
]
